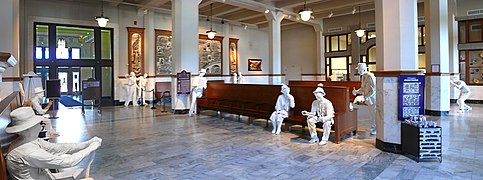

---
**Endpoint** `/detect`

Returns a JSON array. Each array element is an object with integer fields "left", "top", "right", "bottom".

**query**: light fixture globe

[
  {"left": 206, "top": 30, "right": 216, "bottom": 39},
  {"left": 298, "top": 9, "right": 312, "bottom": 21},
  {"left": 96, "top": 16, "right": 109, "bottom": 27},
  {"left": 355, "top": 29, "right": 365, "bottom": 37}
]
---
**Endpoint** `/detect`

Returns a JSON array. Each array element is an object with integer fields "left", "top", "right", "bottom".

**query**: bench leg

[
  {"left": 353, "top": 130, "right": 357, "bottom": 136},
  {"left": 335, "top": 132, "right": 340, "bottom": 144}
]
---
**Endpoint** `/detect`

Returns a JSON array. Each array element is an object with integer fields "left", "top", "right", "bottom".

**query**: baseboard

[
  {"left": 173, "top": 109, "right": 189, "bottom": 114},
  {"left": 467, "top": 100, "right": 483, "bottom": 104},
  {"left": 425, "top": 109, "right": 449, "bottom": 116},
  {"left": 450, "top": 99, "right": 457, "bottom": 104},
  {"left": 376, "top": 139, "right": 402, "bottom": 154},
  {"left": 114, "top": 100, "right": 157, "bottom": 106}
]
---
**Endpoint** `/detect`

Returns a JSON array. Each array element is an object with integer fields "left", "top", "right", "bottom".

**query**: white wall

[
  {"left": 22, "top": 0, "right": 270, "bottom": 102},
  {"left": 281, "top": 26, "right": 317, "bottom": 81}
]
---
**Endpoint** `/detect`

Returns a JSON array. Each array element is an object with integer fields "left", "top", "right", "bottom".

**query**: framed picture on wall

[
  {"left": 199, "top": 34, "right": 223, "bottom": 75},
  {"left": 127, "top": 27, "right": 145, "bottom": 76},
  {"left": 229, "top": 38, "right": 239, "bottom": 74},
  {"left": 248, "top": 59, "right": 262, "bottom": 71},
  {"left": 154, "top": 29, "right": 173, "bottom": 75}
]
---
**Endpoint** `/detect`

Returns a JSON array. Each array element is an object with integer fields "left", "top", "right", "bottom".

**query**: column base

[
  {"left": 173, "top": 109, "right": 189, "bottom": 114},
  {"left": 376, "top": 138, "right": 402, "bottom": 154},
  {"left": 424, "top": 109, "right": 449, "bottom": 116}
]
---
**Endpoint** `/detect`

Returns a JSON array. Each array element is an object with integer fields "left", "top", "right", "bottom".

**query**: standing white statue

[
  {"left": 189, "top": 69, "right": 207, "bottom": 116},
  {"left": 450, "top": 77, "right": 472, "bottom": 112},
  {"left": 137, "top": 73, "right": 148, "bottom": 106},
  {"left": 269, "top": 84, "right": 295, "bottom": 135},
  {"left": 302, "top": 84, "right": 335, "bottom": 145},
  {"left": 352, "top": 63, "right": 377, "bottom": 135},
  {"left": 5, "top": 107, "right": 102, "bottom": 180},
  {"left": 233, "top": 73, "right": 238, "bottom": 84},
  {"left": 238, "top": 71, "right": 245, "bottom": 84},
  {"left": 125, "top": 72, "right": 139, "bottom": 107},
  {"left": 23, "top": 87, "right": 59, "bottom": 138}
]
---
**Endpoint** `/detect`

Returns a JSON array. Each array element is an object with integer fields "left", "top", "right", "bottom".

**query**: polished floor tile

[{"left": 47, "top": 103, "right": 483, "bottom": 179}]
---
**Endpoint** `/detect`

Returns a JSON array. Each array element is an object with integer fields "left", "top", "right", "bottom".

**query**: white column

[
  {"left": 448, "top": 0, "right": 460, "bottom": 100},
  {"left": 375, "top": 0, "right": 418, "bottom": 148},
  {"left": 265, "top": 11, "right": 284, "bottom": 84},
  {"left": 171, "top": 0, "right": 202, "bottom": 112},
  {"left": 144, "top": 10, "right": 155, "bottom": 101},
  {"left": 313, "top": 22, "right": 325, "bottom": 81},
  {"left": 424, "top": 0, "right": 450, "bottom": 115},
  {"left": 0, "top": 0, "right": 20, "bottom": 77}
]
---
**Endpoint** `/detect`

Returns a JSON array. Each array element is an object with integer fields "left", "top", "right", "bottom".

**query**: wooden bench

[
  {"left": 0, "top": 91, "right": 22, "bottom": 180},
  {"left": 289, "top": 81, "right": 361, "bottom": 101},
  {"left": 285, "top": 85, "right": 358, "bottom": 144},
  {"left": 197, "top": 82, "right": 358, "bottom": 143}
]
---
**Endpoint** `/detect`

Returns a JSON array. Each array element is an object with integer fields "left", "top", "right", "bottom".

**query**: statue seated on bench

[{"left": 5, "top": 107, "right": 101, "bottom": 180}]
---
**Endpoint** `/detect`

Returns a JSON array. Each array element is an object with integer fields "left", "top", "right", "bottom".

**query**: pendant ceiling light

[
  {"left": 355, "top": 5, "right": 365, "bottom": 38},
  {"left": 96, "top": 0, "right": 109, "bottom": 27},
  {"left": 298, "top": 0, "right": 312, "bottom": 22},
  {"left": 206, "top": 3, "right": 217, "bottom": 39}
]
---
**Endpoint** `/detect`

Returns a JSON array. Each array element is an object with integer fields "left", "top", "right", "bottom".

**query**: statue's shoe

[
  {"left": 319, "top": 140, "right": 328, "bottom": 145},
  {"left": 308, "top": 138, "right": 319, "bottom": 144}
]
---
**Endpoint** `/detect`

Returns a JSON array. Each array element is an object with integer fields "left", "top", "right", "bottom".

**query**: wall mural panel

[
  {"left": 127, "top": 27, "right": 145, "bottom": 76},
  {"left": 229, "top": 38, "right": 239, "bottom": 74},
  {"left": 155, "top": 30, "right": 173, "bottom": 75},
  {"left": 199, "top": 35, "right": 223, "bottom": 75}
]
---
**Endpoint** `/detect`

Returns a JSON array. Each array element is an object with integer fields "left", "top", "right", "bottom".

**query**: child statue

[
  {"left": 137, "top": 73, "right": 149, "bottom": 106},
  {"left": 450, "top": 77, "right": 472, "bottom": 112}
]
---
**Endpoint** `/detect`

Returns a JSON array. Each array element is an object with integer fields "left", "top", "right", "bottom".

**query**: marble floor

[{"left": 48, "top": 103, "right": 483, "bottom": 179}]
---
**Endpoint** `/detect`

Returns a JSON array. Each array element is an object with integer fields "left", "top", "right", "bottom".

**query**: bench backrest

[
  {"left": 289, "top": 85, "right": 349, "bottom": 116},
  {"left": 205, "top": 83, "right": 350, "bottom": 115},
  {"left": 289, "top": 81, "right": 361, "bottom": 101}
]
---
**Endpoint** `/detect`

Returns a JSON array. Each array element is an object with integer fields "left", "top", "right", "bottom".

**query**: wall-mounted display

[
  {"left": 199, "top": 35, "right": 223, "bottom": 75},
  {"left": 398, "top": 75, "right": 425, "bottom": 120},
  {"left": 127, "top": 27, "right": 145, "bottom": 76},
  {"left": 229, "top": 38, "right": 239, "bottom": 74},
  {"left": 155, "top": 30, "right": 173, "bottom": 75},
  {"left": 248, "top": 59, "right": 262, "bottom": 71}
]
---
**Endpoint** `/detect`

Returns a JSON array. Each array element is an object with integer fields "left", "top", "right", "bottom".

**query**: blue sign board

[
  {"left": 398, "top": 75, "right": 425, "bottom": 120},
  {"left": 177, "top": 70, "right": 191, "bottom": 94}
]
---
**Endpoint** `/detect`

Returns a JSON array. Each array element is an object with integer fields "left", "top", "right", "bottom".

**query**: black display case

[{"left": 401, "top": 123, "right": 442, "bottom": 162}]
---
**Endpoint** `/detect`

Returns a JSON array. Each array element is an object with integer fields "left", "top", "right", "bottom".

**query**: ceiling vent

[
  {"left": 366, "top": 22, "right": 375, "bottom": 28},
  {"left": 467, "top": 9, "right": 483, "bottom": 16},
  {"left": 328, "top": 27, "right": 343, "bottom": 33}
]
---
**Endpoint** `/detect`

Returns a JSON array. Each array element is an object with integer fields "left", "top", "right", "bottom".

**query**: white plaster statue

[
  {"left": 269, "top": 84, "right": 295, "bottom": 135},
  {"left": 233, "top": 73, "right": 238, "bottom": 84},
  {"left": 302, "top": 84, "right": 335, "bottom": 145},
  {"left": 137, "top": 73, "right": 148, "bottom": 106},
  {"left": 352, "top": 63, "right": 377, "bottom": 135},
  {"left": 5, "top": 107, "right": 102, "bottom": 180},
  {"left": 450, "top": 77, "right": 472, "bottom": 112},
  {"left": 238, "top": 71, "right": 245, "bottom": 84},
  {"left": 23, "top": 87, "right": 59, "bottom": 138},
  {"left": 189, "top": 69, "right": 207, "bottom": 116},
  {"left": 125, "top": 72, "right": 139, "bottom": 107}
]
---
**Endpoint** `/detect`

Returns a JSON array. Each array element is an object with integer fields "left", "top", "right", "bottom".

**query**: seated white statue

[
  {"left": 302, "top": 84, "right": 335, "bottom": 145},
  {"left": 125, "top": 72, "right": 139, "bottom": 107},
  {"left": 189, "top": 69, "right": 207, "bottom": 116},
  {"left": 269, "top": 84, "right": 295, "bottom": 135},
  {"left": 450, "top": 77, "right": 472, "bottom": 112},
  {"left": 5, "top": 107, "right": 102, "bottom": 180},
  {"left": 352, "top": 63, "right": 377, "bottom": 135},
  {"left": 238, "top": 71, "right": 245, "bottom": 84}
]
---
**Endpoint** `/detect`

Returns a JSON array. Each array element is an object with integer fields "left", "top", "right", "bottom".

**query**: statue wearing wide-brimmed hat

[
  {"left": 301, "top": 84, "right": 335, "bottom": 145},
  {"left": 5, "top": 107, "right": 102, "bottom": 180}
]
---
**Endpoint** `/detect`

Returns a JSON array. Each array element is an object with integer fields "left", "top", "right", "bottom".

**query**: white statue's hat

[
  {"left": 281, "top": 83, "right": 289, "bottom": 92},
  {"left": 200, "top": 69, "right": 207, "bottom": 74},
  {"left": 6, "top": 107, "right": 44, "bottom": 133},
  {"left": 356, "top": 63, "right": 368, "bottom": 70},
  {"left": 33, "top": 87, "right": 44, "bottom": 94},
  {"left": 313, "top": 83, "right": 326, "bottom": 96}
]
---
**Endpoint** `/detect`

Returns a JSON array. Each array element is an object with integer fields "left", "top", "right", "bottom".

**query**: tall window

[
  {"left": 326, "top": 34, "right": 349, "bottom": 52},
  {"left": 418, "top": 26, "right": 426, "bottom": 46}
]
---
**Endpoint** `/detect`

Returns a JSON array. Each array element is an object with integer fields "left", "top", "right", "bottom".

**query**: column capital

[
  {"left": 312, "top": 19, "right": 324, "bottom": 32},
  {"left": 264, "top": 11, "right": 285, "bottom": 23}
]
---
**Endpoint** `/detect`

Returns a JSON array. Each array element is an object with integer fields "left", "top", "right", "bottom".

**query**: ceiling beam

[
  {"left": 108, "top": 0, "right": 124, "bottom": 6},
  {"left": 212, "top": 7, "right": 244, "bottom": 17},
  {"left": 276, "top": 0, "right": 328, "bottom": 9},
  {"left": 141, "top": 0, "right": 170, "bottom": 7}
]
